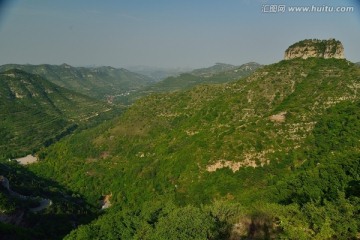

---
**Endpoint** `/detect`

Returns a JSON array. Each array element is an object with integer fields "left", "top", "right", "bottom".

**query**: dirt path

[{"left": 30, "top": 199, "right": 52, "bottom": 212}]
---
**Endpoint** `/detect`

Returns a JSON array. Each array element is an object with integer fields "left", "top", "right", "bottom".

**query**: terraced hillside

[
  {"left": 0, "top": 69, "right": 113, "bottom": 158},
  {"left": 0, "top": 64, "right": 154, "bottom": 102},
  {"left": 26, "top": 58, "right": 360, "bottom": 239}
]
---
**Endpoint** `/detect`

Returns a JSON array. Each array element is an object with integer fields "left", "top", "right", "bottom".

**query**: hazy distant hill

[
  {"left": 0, "top": 64, "right": 154, "bottom": 101},
  {"left": 127, "top": 63, "right": 247, "bottom": 82},
  {"left": 151, "top": 62, "right": 261, "bottom": 91},
  {"left": 0, "top": 69, "right": 112, "bottom": 157},
  {"left": 29, "top": 58, "right": 360, "bottom": 239},
  {"left": 121, "top": 62, "right": 261, "bottom": 103},
  {"left": 126, "top": 65, "right": 192, "bottom": 81},
  {"left": 191, "top": 62, "right": 238, "bottom": 76},
  {"left": 356, "top": 62, "right": 360, "bottom": 66}
]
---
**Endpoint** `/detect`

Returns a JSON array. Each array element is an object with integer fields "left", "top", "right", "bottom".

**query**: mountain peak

[
  {"left": 60, "top": 63, "right": 72, "bottom": 69},
  {"left": 284, "top": 38, "right": 345, "bottom": 60},
  {"left": 214, "top": 62, "right": 234, "bottom": 67}
]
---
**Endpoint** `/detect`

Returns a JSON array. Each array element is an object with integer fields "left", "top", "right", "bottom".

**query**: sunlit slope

[
  {"left": 0, "top": 64, "right": 154, "bottom": 101},
  {"left": 30, "top": 58, "right": 360, "bottom": 204},
  {"left": 0, "top": 69, "right": 111, "bottom": 157}
]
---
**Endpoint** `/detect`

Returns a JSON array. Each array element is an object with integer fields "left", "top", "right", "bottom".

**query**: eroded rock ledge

[{"left": 284, "top": 39, "right": 345, "bottom": 60}]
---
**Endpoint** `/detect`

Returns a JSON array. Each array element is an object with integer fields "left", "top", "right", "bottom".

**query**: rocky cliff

[{"left": 284, "top": 39, "right": 345, "bottom": 60}]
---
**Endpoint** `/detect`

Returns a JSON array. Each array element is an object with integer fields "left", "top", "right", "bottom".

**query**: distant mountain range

[
  {"left": 0, "top": 69, "right": 112, "bottom": 158},
  {"left": 154, "top": 62, "right": 261, "bottom": 90},
  {"left": 121, "top": 62, "right": 262, "bottom": 103},
  {"left": 0, "top": 62, "right": 261, "bottom": 105},
  {"left": 126, "top": 65, "right": 192, "bottom": 81},
  {"left": 0, "top": 64, "right": 154, "bottom": 101},
  {"left": 191, "top": 62, "right": 240, "bottom": 76}
]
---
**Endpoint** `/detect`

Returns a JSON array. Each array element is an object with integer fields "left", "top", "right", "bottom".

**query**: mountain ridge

[
  {"left": 121, "top": 62, "right": 262, "bottom": 103},
  {"left": 0, "top": 63, "right": 154, "bottom": 102},
  {"left": 126, "top": 65, "right": 192, "bottom": 81}
]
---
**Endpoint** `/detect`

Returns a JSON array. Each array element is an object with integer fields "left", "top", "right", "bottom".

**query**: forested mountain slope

[
  {"left": 0, "top": 69, "right": 113, "bottom": 158},
  {"left": 0, "top": 64, "right": 154, "bottom": 102},
  {"left": 25, "top": 58, "right": 360, "bottom": 239},
  {"left": 0, "top": 160, "right": 97, "bottom": 240}
]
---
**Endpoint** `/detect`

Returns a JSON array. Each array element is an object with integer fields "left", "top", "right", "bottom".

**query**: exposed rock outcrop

[
  {"left": 101, "top": 193, "right": 112, "bottom": 209},
  {"left": 284, "top": 39, "right": 345, "bottom": 60},
  {"left": 269, "top": 112, "right": 287, "bottom": 123}
]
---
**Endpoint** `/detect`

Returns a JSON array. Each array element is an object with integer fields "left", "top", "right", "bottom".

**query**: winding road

[{"left": 0, "top": 175, "right": 52, "bottom": 212}]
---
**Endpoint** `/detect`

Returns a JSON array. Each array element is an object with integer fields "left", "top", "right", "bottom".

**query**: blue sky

[{"left": 0, "top": 0, "right": 359, "bottom": 68}]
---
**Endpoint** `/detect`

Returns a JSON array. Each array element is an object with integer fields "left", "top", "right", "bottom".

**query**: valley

[
  {"left": 0, "top": 64, "right": 154, "bottom": 103},
  {"left": 123, "top": 62, "right": 261, "bottom": 103}
]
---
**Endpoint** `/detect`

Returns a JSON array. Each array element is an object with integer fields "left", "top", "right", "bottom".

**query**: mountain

[
  {"left": 0, "top": 64, "right": 154, "bottom": 102},
  {"left": 0, "top": 69, "right": 113, "bottom": 158},
  {"left": 128, "top": 63, "right": 237, "bottom": 81},
  {"left": 126, "top": 66, "right": 192, "bottom": 81},
  {"left": 146, "top": 62, "right": 261, "bottom": 92},
  {"left": 284, "top": 38, "right": 345, "bottom": 60},
  {"left": 356, "top": 62, "right": 360, "bottom": 66},
  {"left": 121, "top": 62, "right": 261, "bottom": 103},
  {"left": 26, "top": 57, "right": 360, "bottom": 239},
  {"left": 191, "top": 62, "right": 237, "bottom": 76}
]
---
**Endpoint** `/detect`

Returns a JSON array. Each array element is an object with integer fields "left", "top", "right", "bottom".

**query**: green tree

[{"left": 151, "top": 205, "right": 218, "bottom": 240}]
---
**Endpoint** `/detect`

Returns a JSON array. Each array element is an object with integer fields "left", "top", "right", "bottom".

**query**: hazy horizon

[{"left": 0, "top": 0, "right": 359, "bottom": 69}]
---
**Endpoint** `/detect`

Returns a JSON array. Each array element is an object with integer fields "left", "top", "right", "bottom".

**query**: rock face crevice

[{"left": 284, "top": 39, "right": 345, "bottom": 60}]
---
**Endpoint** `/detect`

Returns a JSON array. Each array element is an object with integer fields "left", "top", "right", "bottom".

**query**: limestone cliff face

[{"left": 284, "top": 39, "right": 345, "bottom": 60}]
